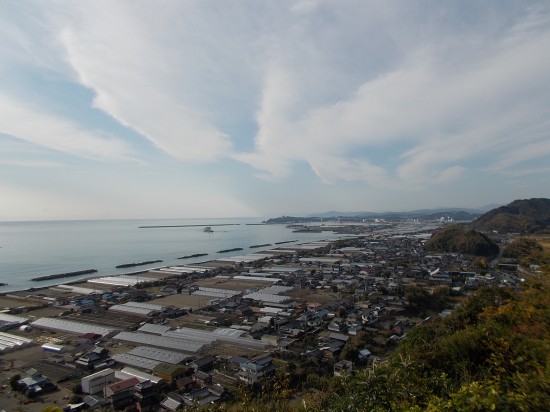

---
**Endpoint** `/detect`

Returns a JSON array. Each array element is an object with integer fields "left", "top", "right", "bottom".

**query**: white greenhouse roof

[
  {"left": 0, "top": 332, "right": 34, "bottom": 351},
  {"left": 258, "top": 285, "right": 293, "bottom": 294},
  {"left": 53, "top": 285, "right": 99, "bottom": 295},
  {"left": 192, "top": 287, "right": 240, "bottom": 298},
  {"left": 233, "top": 276, "right": 279, "bottom": 283},
  {"left": 242, "top": 292, "right": 292, "bottom": 303},
  {"left": 123, "top": 302, "right": 166, "bottom": 312},
  {"left": 113, "top": 332, "right": 206, "bottom": 353},
  {"left": 31, "top": 318, "right": 115, "bottom": 337},
  {"left": 88, "top": 275, "right": 157, "bottom": 287},
  {"left": 0, "top": 313, "right": 28, "bottom": 324},
  {"left": 128, "top": 346, "right": 189, "bottom": 364},
  {"left": 111, "top": 353, "right": 160, "bottom": 370},
  {"left": 137, "top": 323, "right": 171, "bottom": 335},
  {"left": 109, "top": 305, "right": 155, "bottom": 316},
  {"left": 167, "top": 327, "right": 269, "bottom": 350}
]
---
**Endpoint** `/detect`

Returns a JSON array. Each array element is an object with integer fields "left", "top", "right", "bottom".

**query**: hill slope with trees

[
  {"left": 424, "top": 225, "right": 499, "bottom": 256},
  {"left": 471, "top": 198, "right": 550, "bottom": 234}
]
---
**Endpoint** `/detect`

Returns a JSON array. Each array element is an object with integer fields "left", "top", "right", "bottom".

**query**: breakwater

[
  {"left": 31, "top": 269, "right": 98, "bottom": 282},
  {"left": 177, "top": 253, "right": 209, "bottom": 260},
  {"left": 139, "top": 224, "right": 240, "bottom": 229},
  {"left": 115, "top": 260, "right": 163, "bottom": 269},
  {"left": 217, "top": 247, "right": 243, "bottom": 253}
]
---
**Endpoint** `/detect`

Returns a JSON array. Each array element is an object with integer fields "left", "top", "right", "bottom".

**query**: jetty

[
  {"left": 139, "top": 224, "right": 240, "bottom": 229},
  {"left": 217, "top": 247, "right": 244, "bottom": 253},
  {"left": 177, "top": 253, "right": 209, "bottom": 260},
  {"left": 31, "top": 269, "right": 98, "bottom": 282},
  {"left": 115, "top": 260, "right": 163, "bottom": 269}
]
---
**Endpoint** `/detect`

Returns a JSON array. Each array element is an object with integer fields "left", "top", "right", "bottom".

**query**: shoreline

[{"left": 0, "top": 234, "right": 339, "bottom": 296}]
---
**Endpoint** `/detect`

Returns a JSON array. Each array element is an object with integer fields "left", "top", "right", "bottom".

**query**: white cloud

[
  {"left": 51, "top": 2, "right": 244, "bottom": 162},
  {"left": 0, "top": 159, "right": 65, "bottom": 168},
  {"left": 0, "top": 92, "right": 133, "bottom": 161},
  {"left": 1, "top": 0, "right": 549, "bottom": 195},
  {"left": 236, "top": 2, "right": 550, "bottom": 186}
]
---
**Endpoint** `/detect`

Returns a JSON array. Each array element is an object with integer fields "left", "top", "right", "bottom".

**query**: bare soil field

[
  {"left": 149, "top": 293, "right": 210, "bottom": 310},
  {"left": 195, "top": 277, "right": 271, "bottom": 291}
]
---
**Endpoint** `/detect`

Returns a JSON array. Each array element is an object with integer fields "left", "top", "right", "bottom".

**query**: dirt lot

[
  {"left": 195, "top": 277, "right": 273, "bottom": 291},
  {"left": 0, "top": 295, "right": 43, "bottom": 310},
  {"left": 149, "top": 293, "right": 208, "bottom": 310},
  {"left": 0, "top": 346, "right": 78, "bottom": 412}
]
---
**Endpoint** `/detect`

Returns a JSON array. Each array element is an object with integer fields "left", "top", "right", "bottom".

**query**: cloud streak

[
  {"left": 0, "top": 1, "right": 548, "bottom": 220},
  {"left": 0, "top": 92, "right": 133, "bottom": 161}
]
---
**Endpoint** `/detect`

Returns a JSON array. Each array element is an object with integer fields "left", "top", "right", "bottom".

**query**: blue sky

[{"left": 0, "top": 0, "right": 549, "bottom": 220}]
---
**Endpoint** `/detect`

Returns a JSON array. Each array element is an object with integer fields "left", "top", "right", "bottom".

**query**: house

[
  {"left": 194, "top": 370, "right": 212, "bottom": 387},
  {"left": 104, "top": 377, "right": 139, "bottom": 410},
  {"left": 134, "top": 379, "right": 157, "bottom": 406},
  {"left": 190, "top": 356, "right": 216, "bottom": 372},
  {"left": 76, "top": 346, "right": 112, "bottom": 370},
  {"left": 181, "top": 386, "right": 224, "bottom": 406},
  {"left": 160, "top": 392, "right": 185, "bottom": 411},
  {"left": 175, "top": 376, "right": 195, "bottom": 392},
  {"left": 358, "top": 348, "right": 372, "bottom": 362},
  {"left": 17, "top": 368, "right": 56, "bottom": 397},
  {"left": 237, "top": 354, "right": 275, "bottom": 385},
  {"left": 334, "top": 360, "right": 353, "bottom": 376},
  {"left": 153, "top": 363, "right": 188, "bottom": 384},
  {"left": 81, "top": 368, "right": 116, "bottom": 394}
]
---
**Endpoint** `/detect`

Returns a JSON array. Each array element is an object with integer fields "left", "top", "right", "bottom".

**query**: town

[{"left": 0, "top": 220, "right": 533, "bottom": 411}]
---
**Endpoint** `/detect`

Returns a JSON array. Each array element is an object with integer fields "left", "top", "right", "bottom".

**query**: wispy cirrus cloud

[
  {"left": 0, "top": 1, "right": 548, "bottom": 221},
  {"left": 0, "top": 92, "right": 133, "bottom": 161}
]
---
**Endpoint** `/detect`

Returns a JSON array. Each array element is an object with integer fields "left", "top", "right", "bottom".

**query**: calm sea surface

[{"left": 0, "top": 218, "right": 344, "bottom": 292}]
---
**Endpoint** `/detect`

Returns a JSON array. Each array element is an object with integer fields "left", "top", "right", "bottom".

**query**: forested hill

[
  {"left": 471, "top": 197, "right": 550, "bottom": 234},
  {"left": 424, "top": 225, "right": 499, "bottom": 256}
]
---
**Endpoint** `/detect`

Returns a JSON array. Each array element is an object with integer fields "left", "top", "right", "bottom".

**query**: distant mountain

[
  {"left": 301, "top": 208, "right": 483, "bottom": 221},
  {"left": 266, "top": 210, "right": 480, "bottom": 224},
  {"left": 471, "top": 198, "right": 550, "bottom": 234}
]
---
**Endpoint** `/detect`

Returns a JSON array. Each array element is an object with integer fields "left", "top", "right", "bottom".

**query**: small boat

[{"left": 204, "top": 226, "right": 213, "bottom": 233}]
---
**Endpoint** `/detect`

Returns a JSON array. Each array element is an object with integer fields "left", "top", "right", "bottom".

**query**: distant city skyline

[{"left": 1, "top": 1, "right": 549, "bottom": 221}]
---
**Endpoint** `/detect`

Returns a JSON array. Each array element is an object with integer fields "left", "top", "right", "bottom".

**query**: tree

[{"left": 9, "top": 373, "right": 21, "bottom": 391}]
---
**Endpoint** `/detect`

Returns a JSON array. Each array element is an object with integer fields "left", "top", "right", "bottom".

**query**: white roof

[
  {"left": 212, "top": 328, "right": 246, "bottom": 337},
  {"left": 53, "top": 285, "right": 99, "bottom": 295},
  {"left": 192, "top": 287, "right": 240, "bottom": 298},
  {"left": 81, "top": 368, "right": 115, "bottom": 383},
  {"left": 167, "top": 327, "right": 269, "bottom": 350},
  {"left": 111, "top": 353, "right": 160, "bottom": 370},
  {"left": 233, "top": 276, "right": 279, "bottom": 282},
  {"left": 123, "top": 301, "right": 166, "bottom": 311},
  {"left": 113, "top": 332, "right": 206, "bottom": 353},
  {"left": 109, "top": 305, "right": 155, "bottom": 316},
  {"left": 258, "top": 285, "right": 293, "bottom": 294},
  {"left": 242, "top": 292, "right": 291, "bottom": 303},
  {"left": 0, "top": 313, "right": 28, "bottom": 324},
  {"left": 118, "top": 367, "right": 165, "bottom": 385},
  {"left": 0, "top": 332, "right": 34, "bottom": 351},
  {"left": 128, "top": 346, "right": 189, "bottom": 364},
  {"left": 31, "top": 318, "right": 115, "bottom": 337},
  {"left": 88, "top": 275, "right": 157, "bottom": 287},
  {"left": 137, "top": 323, "right": 171, "bottom": 335}
]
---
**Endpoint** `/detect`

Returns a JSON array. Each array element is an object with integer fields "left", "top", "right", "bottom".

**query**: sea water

[{"left": 0, "top": 218, "right": 343, "bottom": 292}]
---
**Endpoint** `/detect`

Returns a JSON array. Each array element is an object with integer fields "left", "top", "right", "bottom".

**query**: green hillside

[
  {"left": 471, "top": 198, "right": 550, "bottom": 234},
  {"left": 424, "top": 225, "right": 499, "bottom": 256}
]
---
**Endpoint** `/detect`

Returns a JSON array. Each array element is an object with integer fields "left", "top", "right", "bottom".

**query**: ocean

[{"left": 0, "top": 218, "right": 344, "bottom": 293}]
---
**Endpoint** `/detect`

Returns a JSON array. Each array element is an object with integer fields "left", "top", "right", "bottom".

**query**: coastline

[{"left": 0, "top": 217, "right": 352, "bottom": 294}]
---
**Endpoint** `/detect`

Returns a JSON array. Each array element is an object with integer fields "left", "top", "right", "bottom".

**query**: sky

[{"left": 0, "top": 0, "right": 549, "bottom": 221}]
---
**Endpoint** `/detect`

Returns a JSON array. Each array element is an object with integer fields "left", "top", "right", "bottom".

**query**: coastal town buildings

[{"left": 0, "top": 220, "right": 529, "bottom": 410}]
